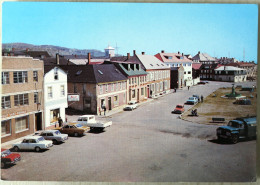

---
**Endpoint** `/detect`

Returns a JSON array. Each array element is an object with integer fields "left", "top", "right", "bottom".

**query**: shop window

[
  {"left": 13, "top": 71, "right": 28, "bottom": 83},
  {"left": 1, "top": 96, "right": 11, "bottom": 109},
  {"left": 15, "top": 116, "right": 29, "bottom": 132},
  {"left": 114, "top": 96, "right": 119, "bottom": 105},
  {"left": 33, "top": 71, "right": 38, "bottom": 82},
  {"left": 1, "top": 120, "right": 11, "bottom": 136},
  {"left": 50, "top": 109, "right": 60, "bottom": 123},
  {"left": 2, "top": 72, "right": 10, "bottom": 85}
]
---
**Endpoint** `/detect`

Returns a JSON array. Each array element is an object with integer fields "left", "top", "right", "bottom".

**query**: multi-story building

[
  {"left": 226, "top": 62, "right": 257, "bottom": 80},
  {"left": 136, "top": 52, "right": 171, "bottom": 97},
  {"left": 109, "top": 53, "right": 148, "bottom": 103},
  {"left": 214, "top": 66, "right": 247, "bottom": 82},
  {"left": 155, "top": 51, "right": 193, "bottom": 88},
  {"left": 1, "top": 56, "right": 44, "bottom": 143},
  {"left": 59, "top": 64, "right": 127, "bottom": 115},
  {"left": 44, "top": 66, "right": 68, "bottom": 129}
]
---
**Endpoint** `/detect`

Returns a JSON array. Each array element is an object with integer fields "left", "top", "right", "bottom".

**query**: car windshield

[
  {"left": 129, "top": 102, "right": 134, "bottom": 105},
  {"left": 55, "top": 131, "right": 61, "bottom": 135},
  {"left": 38, "top": 136, "right": 45, "bottom": 142},
  {"left": 176, "top": 105, "right": 183, "bottom": 108},
  {"left": 76, "top": 124, "right": 83, "bottom": 127},
  {"left": 228, "top": 121, "right": 240, "bottom": 128},
  {"left": 2, "top": 149, "right": 11, "bottom": 156},
  {"left": 189, "top": 97, "right": 194, "bottom": 100}
]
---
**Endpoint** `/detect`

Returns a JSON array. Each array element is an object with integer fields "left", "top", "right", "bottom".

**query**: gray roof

[
  {"left": 136, "top": 55, "right": 170, "bottom": 70},
  {"left": 192, "top": 53, "right": 216, "bottom": 62},
  {"left": 215, "top": 66, "right": 246, "bottom": 71}
]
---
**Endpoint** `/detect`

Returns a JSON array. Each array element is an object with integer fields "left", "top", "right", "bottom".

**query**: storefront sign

[
  {"left": 68, "top": 94, "right": 80, "bottom": 101},
  {"left": 2, "top": 111, "right": 27, "bottom": 118}
]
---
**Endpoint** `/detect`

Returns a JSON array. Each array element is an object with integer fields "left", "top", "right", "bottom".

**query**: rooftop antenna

[{"left": 115, "top": 42, "right": 120, "bottom": 55}]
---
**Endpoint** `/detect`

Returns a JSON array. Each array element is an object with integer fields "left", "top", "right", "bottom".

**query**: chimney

[
  {"left": 198, "top": 51, "right": 200, "bottom": 54},
  {"left": 142, "top": 52, "right": 145, "bottom": 55},
  {"left": 56, "top": 53, "right": 60, "bottom": 65},
  {"left": 127, "top": 53, "right": 130, "bottom": 60},
  {"left": 161, "top": 50, "right": 164, "bottom": 53},
  {"left": 88, "top": 53, "right": 91, "bottom": 65},
  {"left": 178, "top": 51, "right": 180, "bottom": 54},
  {"left": 133, "top": 50, "right": 136, "bottom": 56}
]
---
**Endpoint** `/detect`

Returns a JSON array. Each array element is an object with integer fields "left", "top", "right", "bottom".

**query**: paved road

[{"left": 1, "top": 81, "right": 256, "bottom": 182}]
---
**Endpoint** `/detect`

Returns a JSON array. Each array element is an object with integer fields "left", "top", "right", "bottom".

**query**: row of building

[{"left": 1, "top": 47, "right": 257, "bottom": 143}]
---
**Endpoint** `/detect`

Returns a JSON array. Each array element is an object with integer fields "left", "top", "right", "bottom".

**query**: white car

[
  {"left": 124, "top": 101, "right": 138, "bottom": 111},
  {"left": 38, "top": 130, "right": 68, "bottom": 144},
  {"left": 12, "top": 136, "right": 53, "bottom": 152}
]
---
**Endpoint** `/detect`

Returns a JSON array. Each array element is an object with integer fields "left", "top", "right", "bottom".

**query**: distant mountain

[{"left": 2, "top": 43, "right": 106, "bottom": 57}]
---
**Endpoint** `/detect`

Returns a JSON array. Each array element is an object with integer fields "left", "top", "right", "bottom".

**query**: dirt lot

[{"left": 182, "top": 87, "right": 257, "bottom": 125}]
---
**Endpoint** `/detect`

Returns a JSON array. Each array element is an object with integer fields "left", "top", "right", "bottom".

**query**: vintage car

[
  {"left": 12, "top": 136, "right": 53, "bottom": 152},
  {"left": 1, "top": 149, "right": 21, "bottom": 168},
  {"left": 197, "top": 81, "right": 206, "bottom": 85},
  {"left": 193, "top": 95, "right": 200, "bottom": 100},
  {"left": 38, "top": 130, "right": 68, "bottom": 144},
  {"left": 216, "top": 116, "right": 257, "bottom": 144},
  {"left": 76, "top": 115, "right": 112, "bottom": 131},
  {"left": 172, "top": 104, "right": 185, "bottom": 114},
  {"left": 124, "top": 101, "right": 138, "bottom": 111},
  {"left": 54, "top": 123, "right": 88, "bottom": 137},
  {"left": 186, "top": 97, "right": 198, "bottom": 105}
]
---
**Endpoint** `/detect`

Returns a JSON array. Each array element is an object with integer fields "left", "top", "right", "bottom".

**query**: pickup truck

[
  {"left": 76, "top": 115, "right": 112, "bottom": 131},
  {"left": 216, "top": 116, "right": 257, "bottom": 144}
]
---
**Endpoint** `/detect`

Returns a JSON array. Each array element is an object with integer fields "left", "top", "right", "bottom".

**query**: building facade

[
  {"left": 1, "top": 57, "right": 44, "bottom": 143},
  {"left": 44, "top": 66, "right": 68, "bottom": 129},
  {"left": 214, "top": 66, "right": 247, "bottom": 82}
]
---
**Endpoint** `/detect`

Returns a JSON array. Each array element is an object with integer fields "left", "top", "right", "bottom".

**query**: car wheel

[
  {"left": 52, "top": 139, "right": 58, "bottom": 144},
  {"left": 35, "top": 147, "right": 41, "bottom": 152},
  {"left": 231, "top": 135, "right": 238, "bottom": 144},
  {"left": 74, "top": 132, "right": 79, "bottom": 137},
  {"left": 1, "top": 162, "right": 5, "bottom": 168},
  {"left": 14, "top": 146, "right": 19, "bottom": 152}
]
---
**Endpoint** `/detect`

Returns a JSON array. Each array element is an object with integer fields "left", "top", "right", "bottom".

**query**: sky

[{"left": 2, "top": 2, "right": 258, "bottom": 62}]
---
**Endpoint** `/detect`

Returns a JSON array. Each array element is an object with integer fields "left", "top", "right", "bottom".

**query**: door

[
  {"left": 108, "top": 97, "right": 112, "bottom": 110},
  {"left": 35, "top": 113, "right": 42, "bottom": 131}
]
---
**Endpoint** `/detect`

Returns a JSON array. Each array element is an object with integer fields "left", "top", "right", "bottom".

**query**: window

[
  {"left": 34, "top": 92, "right": 38, "bottom": 103},
  {"left": 120, "top": 82, "right": 122, "bottom": 90},
  {"left": 33, "top": 71, "right": 38, "bottom": 82},
  {"left": 13, "top": 71, "right": 28, "bottom": 83},
  {"left": 106, "top": 84, "right": 108, "bottom": 92},
  {"left": 1, "top": 120, "right": 11, "bottom": 136},
  {"left": 14, "top": 94, "right": 29, "bottom": 106},
  {"left": 1, "top": 96, "right": 11, "bottom": 109},
  {"left": 132, "top": 90, "right": 135, "bottom": 98},
  {"left": 117, "top": 83, "right": 120, "bottom": 90},
  {"left": 50, "top": 109, "right": 60, "bottom": 123},
  {"left": 114, "top": 96, "right": 119, "bottom": 105},
  {"left": 129, "top": 79, "right": 131, "bottom": 85},
  {"left": 54, "top": 68, "right": 58, "bottom": 80},
  {"left": 48, "top": 87, "right": 53, "bottom": 99},
  {"left": 188, "top": 71, "right": 191, "bottom": 74},
  {"left": 15, "top": 116, "right": 29, "bottom": 132},
  {"left": 2, "top": 72, "right": 10, "bottom": 84},
  {"left": 60, "top": 85, "right": 65, "bottom": 96},
  {"left": 83, "top": 84, "right": 86, "bottom": 94},
  {"left": 111, "top": 83, "right": 114, "bottom": 91},
  {"left": 99, "top": 85, "right": 103, "bottom": 94},
  {"left": 184, "top": 72, "right": 186, "bottom": 74},
  {"left": 141, "top": 88, "right": 144, "bottom": 95},
  {"left": 188, "top": 63, "right": 191, "bottom": 66}
]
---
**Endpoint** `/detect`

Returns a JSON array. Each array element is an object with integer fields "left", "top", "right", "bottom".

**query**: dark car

[
  {"left": 233, "top": 99, "right": 252, "bottom": 105},
  {"left": 198, "top": 81, "right": 206, "bottom": 85},
  {"left": 216, "top": 116, "right": 256, "bottom": 144},
  {"left": 1, "top": 149, "right": 21, "bottom": 168}
]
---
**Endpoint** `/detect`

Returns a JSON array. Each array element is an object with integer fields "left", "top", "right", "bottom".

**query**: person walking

[
  {"left": 99, "top": 107, "right": 101, "bottom": 116},
  {"left": 188, "top": 86, "right": 190, "bottom": 90},
  {"left": 58, "top": 117, "right": 63, "bottom": 127},
  {"left": 201, "top": 95, "right": 204, "bottom": 103},
  {"left": 104, "top": 106, "right": 106, "bottom": 116}
]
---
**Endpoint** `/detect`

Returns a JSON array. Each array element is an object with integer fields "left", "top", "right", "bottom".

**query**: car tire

[
  {"left": 231, "top": 135, "right": 239, "bottom": 144},
  {"left": 52, "top": 139, "right": 58, "bottom": 144},
  {"left": 35, "top": 147, "right": 41, "bottom": 152},
  {"left": 1, "top": 162, "right": 5, "bottom": 168},
  {"left": 74, "top": 132, "right": 79, "bottom": 137},
  {"left": 14, "top": 146, "right": 19, "bottom": 152}
]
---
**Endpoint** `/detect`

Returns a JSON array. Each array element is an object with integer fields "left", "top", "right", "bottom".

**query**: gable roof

[
  {"left": 43, "top": 57, "right": 75, "bottom": 65},
  {"left": 192, "top": 53, "right": 216, "bottom": 62},
  {"left": 215, "top": 66, "right": 246, "bottom": 71},
  {"left": 136, "top": 54, "right": 170, "bottom": 70},
  {"left": 192, "top": 63, "right": 202, "bottom": 70},
  {"left": 59, "top": 64, "right": 127, "bottom": 84},
  {"left": 44, "top": 65, "right": 66, "bottom": 75},
  {"left": 155, "top": 52, "right": 192, "bottom": 63}
]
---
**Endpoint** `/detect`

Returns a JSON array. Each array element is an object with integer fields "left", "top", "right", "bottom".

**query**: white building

[
  {"left": 214, "top": 66, "right": 247, "bottom": 82},
  {"left": 44, "top": 66, "right": 68, "bottom": 129},
  {"left": 155, "top": 51, "right": 193, "bottom": 87},
  {"left": 104, "top": 45, "right": 115, "bottom": 58}
]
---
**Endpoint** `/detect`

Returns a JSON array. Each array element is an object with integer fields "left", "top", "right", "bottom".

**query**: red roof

[
  {"left": 192, "top": 63, "right": 202, "bottom": 70},
  {"left": 155, "top": 52, "right": 192, "bottom": 63}
]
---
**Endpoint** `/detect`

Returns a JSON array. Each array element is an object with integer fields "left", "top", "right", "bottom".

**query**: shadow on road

[
  {"left": 9, "top": 148, "right": 49, "bottom": 153},
  {"left": 208, "top": 138, "right": 256, "bottom": 145}
]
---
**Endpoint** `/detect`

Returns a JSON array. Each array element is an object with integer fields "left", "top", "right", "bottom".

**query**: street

[{"left": 1, "top": 81, "right": 256, "bottom": 182}]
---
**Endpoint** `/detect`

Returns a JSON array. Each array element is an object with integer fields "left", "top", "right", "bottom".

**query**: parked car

[
  {"left": 198, "top": 81, "right": 206, "bottom": 85},
  {"left": 192, "top": 95, "right": 200, "bottom": 100},
  {"left": 216, "top": 116, "right": 257, "bottom": 144},
  {"left": 1, "top": 149, "right": 21, "bottom": 168},
  {"left": 12, "top": 136, "right": 53, "bottom": 152},
  {"left": 186, "top": 97, "right": 198, "bottom": 105},
  {"left": 172, "top": 104, "right": 185, "bottom": 114},
  {"left": 124, "top": 101, "right": 138, "bottom": 111},
  {"left": 54, "top": 123, "right": 88, "bottom": 136},
  {"left": 233, "top": 99, "right": 252, "bottom": 105},
  {"left": 76, "top": 115, "right": 112, "bottom": 131},
  {"left": 38, "top": 130, "right": 68, "bottom": 144}
]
